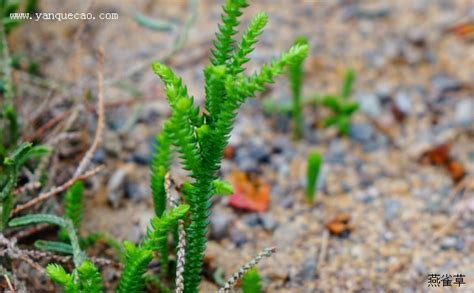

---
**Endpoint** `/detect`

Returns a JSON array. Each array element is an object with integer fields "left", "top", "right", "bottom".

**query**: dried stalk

[
  {"left": 164, "top": 173, "right": 186, "bottom": 293},
  {"left": 217, "top": 247, "right": 277, "bottom": 293},
  {"left": 12, "top": 165, "right": 104, "bottom": 215}
]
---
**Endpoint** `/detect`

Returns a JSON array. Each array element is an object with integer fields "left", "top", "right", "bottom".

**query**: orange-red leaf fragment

[{"left": 228, "top": 171, "right": 270, "bottom": 212}]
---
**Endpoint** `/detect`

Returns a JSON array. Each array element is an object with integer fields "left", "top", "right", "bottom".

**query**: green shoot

[
  {"left": 288, "top": 36, "right": 308, "bottom": 140},
  {"left": 306, "top": 151, "right": 322, "bottom": 203},
  {"left": 241, "top": 268, "right": 262, "bottom": 293}
]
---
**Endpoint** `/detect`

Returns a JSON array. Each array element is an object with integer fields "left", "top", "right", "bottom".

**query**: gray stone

[
  {"left": 325, "top": 139, "right": 346, "bottom": 164},
  {"left": 125, "top": 181, "right": 146, "bottom": 201},
  {"left": 242, "top": 213, "right": 260, "bottom": 226},
  {"left": 302, "top": 259, "right": 317, "bottom": 280},
  {"left": 210, "top": 211, "right": 234, "bottom": 240},
  {"left": 107, "top": 168, "right": 128, "bottom": 208},
  {"left": 394, "top": 91, "right": 412, "bottom": 116},
  {"left": 91, "top": 148, "right": 106, "bottom": 164},
  {"left": 357, "top": 92, "right": 381, "bottom": 117},
  {"left": 230, "top": 229, "right": 247, "bottom": 247},
  {"left": 375, "top": 84, "right": 393, "bottom": 104},
  {"left": 103, "top": 131, "right": 123, "bottom": 157},
  {"left": 455, "top": 99, "right": 474, "bottom": 127},
  {"left": 260, "top": 213, "right": 278, "bottom": 231},
  {"left": 432, "top": 74, "right": 462, "bottom": 92},
  {"left": 350, "top": 123, "right": 374, "bottom": 143},
  {"left": 440, "top": 236, "right": 464, "bottom": 251},
  {"left": 248, "top": 143, "right": 270, "bottom": 163},
  {"left": 383, "top": 198, "right": 401, "bottom": 221}
]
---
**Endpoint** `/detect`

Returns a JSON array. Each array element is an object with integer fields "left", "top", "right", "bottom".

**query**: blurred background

[{"left": 5, "top": 0, "right": 474, "bottom": 291}]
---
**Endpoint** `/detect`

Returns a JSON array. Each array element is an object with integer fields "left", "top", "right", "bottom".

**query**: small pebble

[
  {"left": 230, "top": 229, "right": 247, "bottom": 247},
  {"left": 302, "top": 259, "right": 317, "bottom": 280},
  {"left": 454, "top": 99, "right": 474, "bottom": 127},
  {"left": 107, "top": 168, "right": 128, "bottom": 208},
  {"left": 394, "top": 91, "right": 412, "bottom": 116},
  {"left": 383, "top": 198, "right": 401, "bottom": 221},
  {"left": 431, "top": 74, "right": 462, "bottom": 93},
  {"left": 350, "top": 123, "right": 374, "bottom": 143},
  {"left": 242, "top": 213, "right": 260, "bottom": 226},
  {"left": 91, "top": 148, "right": 106, "bottom": 164},
  {"left": 210, "top": 210, "right": 234, "bottom": 240},
  {"left": 260, "top": 213, "right": 278, "bottom": 231},
  {"left": 357, "top": 92, "right": 381, "bottom": 117},
  {"left": 440, "top": 236, "right": 464, "bottom": 251}
]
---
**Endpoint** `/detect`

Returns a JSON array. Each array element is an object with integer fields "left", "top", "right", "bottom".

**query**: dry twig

[
  {"left": 164, "top": 173, "right": 186, "bottom": 293},
  {"left": 217, "top": 247, "right": 277, "bottom": 293},
  {"left": 3, "top": 273, "right": 16, "bottom": 293},
  {"left": 12, "top": 165, "right": 104, "bottom": 215}
]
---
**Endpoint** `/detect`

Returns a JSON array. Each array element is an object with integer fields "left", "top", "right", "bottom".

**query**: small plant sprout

[
  {"left": 322, "top": 68, "right": 359, "bottom": 135},
  {"left": 306, "top": 151, "right": 322, "bottom": 203},
  {"left": 241, "top": 267, "right": 262, "bottom": 293},
  {"left": 288, "top": 36, "right": 309, "bottom": 140}
]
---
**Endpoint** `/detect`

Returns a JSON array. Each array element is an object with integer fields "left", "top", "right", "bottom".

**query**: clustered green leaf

[
  {"left": 150, "top": 1, "right": 308, "bottom": 291},
  {"left": 322, "top": 69, "right": 359, "bottom": 135}
]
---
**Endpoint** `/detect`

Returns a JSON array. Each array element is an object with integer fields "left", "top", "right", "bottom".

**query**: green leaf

[
  {"left": 322, "top": 116, "right": 338, "bottom": 127},
  {"left": 35, "top": 240, "right": 73, "bottom": 255},
  {"left": 9, "top": 214, "right": 85, "bottom": 267},
  {"left": 46, "top": 263, "right": 79, "bottom": 293},
  {"left": 229, "top": 12, "right": 268, "bottom": 75},
  {"left": 341, "top": 101, "right": 359, "bottom": 114},
  {"left": 306, "top": 151, "right": 322, "bottom": 203},
  {"left": 63, "top": 181, "right": 84, "bottom": 230},
  {"left": 210, "top": 0, "right": 249, "bottom": 66},
  {"left": 133, "top": 12, "right": 174, "bottom": 31},
  {"left": 322, "top": 95, "right": 340, "bottom": 112},
  {"left": 341, "top": 68, "right": 355, "bottom": 100},
  {"left": 212, "top": 179, "right": 234, "bottom": 196},
  {"left": 241, "top": 267, "right": 261, "bottom": 293},
  {"left": 77, "top": 260, "right": 103, "bottom": 293},
  {"left": 116, "top": 241, "right": 153, "bottom": 293}
]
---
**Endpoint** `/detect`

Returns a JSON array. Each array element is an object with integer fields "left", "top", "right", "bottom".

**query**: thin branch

[
  {"left": 164, "top": 173, "right": 186, "bottom": 293},
  {"left": 3, "top": 273, "right": 16, "bottom": 293},
  {"left": 73, "top": 47, "right": 106, "bottom": 177},
  {"left": 0, "top": 235, "right": 44, "bottom": 274},
  {"left": 12, "top": 165, "right": 104, "bottom": 215},
  {"left": 175, "top": 219, "right": 186, "bottom": 293},
  {"left": 316, "top": 229, "right": 329, "bottom": 270},
  {"left": 12, "top": 182, "right": 42, "bottom": 196},
  {"left": 217, "top": 247, "right": 277, "bottom": 293}
]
